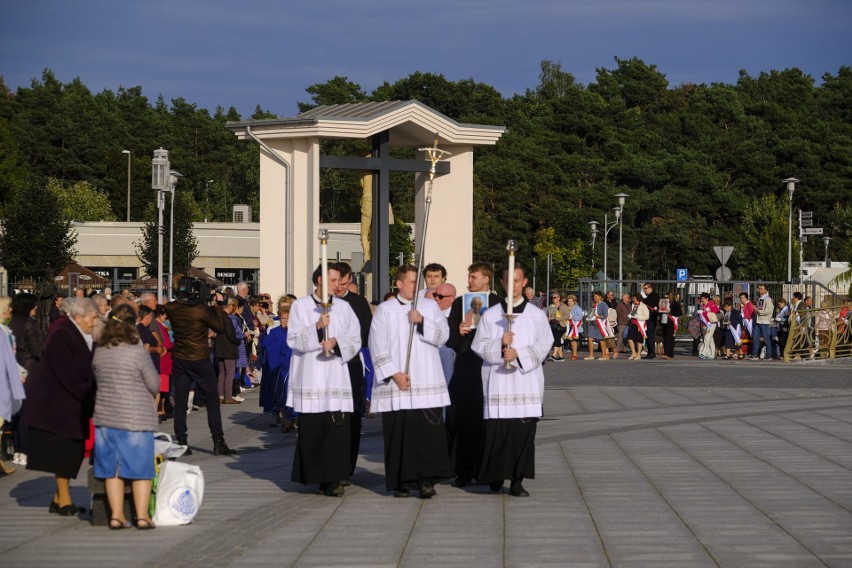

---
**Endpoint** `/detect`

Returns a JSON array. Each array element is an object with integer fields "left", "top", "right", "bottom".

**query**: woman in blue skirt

[{"left": 92, "top": 304, "right": 160, "bottom": 530}]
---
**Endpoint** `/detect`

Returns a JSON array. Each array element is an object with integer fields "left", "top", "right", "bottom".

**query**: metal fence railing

[{"left": 784, "top": 305, "right": 852, "bottom": 362}]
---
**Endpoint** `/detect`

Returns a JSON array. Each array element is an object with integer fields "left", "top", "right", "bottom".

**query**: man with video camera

[{"left": 165, "top": 277, "right": 237, "bottom": 456}]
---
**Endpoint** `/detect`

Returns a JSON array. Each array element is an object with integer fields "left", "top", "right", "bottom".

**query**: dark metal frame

[{"left": 318, "top": 130, "right": 450, "bottom": 303}]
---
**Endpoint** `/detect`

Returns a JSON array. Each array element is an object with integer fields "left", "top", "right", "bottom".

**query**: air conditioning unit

[{"left": 233, "top": 205, "right": 251, "bottom": 223}]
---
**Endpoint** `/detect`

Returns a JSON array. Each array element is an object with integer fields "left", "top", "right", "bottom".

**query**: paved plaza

[{"left": 2, "top": 352, "right": 851, "bottom": 567}]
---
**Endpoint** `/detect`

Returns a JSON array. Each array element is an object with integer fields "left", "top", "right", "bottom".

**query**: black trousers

[
  {"left": 645, "top": 318, "right": 658, "bottom": 356},
  {"left": 172, "top": 358, "right": 224, "bottom": 441},
  {"left": 347, "top": 358, "right": 365, "bottom": 475},
  {"left": 660, "top": 321, "right": 675, "bottom": 357}
]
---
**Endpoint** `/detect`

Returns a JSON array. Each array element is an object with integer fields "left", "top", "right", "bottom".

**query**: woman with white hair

[{"left": 24, "top": 297, "right": 97, "bottom": 516}]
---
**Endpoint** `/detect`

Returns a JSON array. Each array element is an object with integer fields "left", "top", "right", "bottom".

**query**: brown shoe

[{"left": 222, "top": 399, "right": 241, "bottom": 404}]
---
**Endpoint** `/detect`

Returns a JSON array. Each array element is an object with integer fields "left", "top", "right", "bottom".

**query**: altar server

[
  {"left": 471, "top": 263, "right": 551, "bottom": 497},
  {"left": 369, "top": 264, "right": 452, "bottom": 499},
  {"left": 287, "top": 265, "right": 361, "bottom": 496}
]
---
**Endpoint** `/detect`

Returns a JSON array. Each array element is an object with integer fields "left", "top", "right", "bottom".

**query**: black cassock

[
  {"left": 445, "top": 292, "right": 501, "bottom": 480},
  {"left": 337, "top": 290, "right": 372, "bottom": 475}
]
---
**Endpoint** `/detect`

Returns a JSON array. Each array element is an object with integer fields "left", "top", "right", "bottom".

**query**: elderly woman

[
  {"left": 586, "top": 290, "right": 614, "bottom": 360},
  {"left": 25, "top": 297, "right": 97, "bottom": 516},
  {"left": 92, "top": 304, "right": 160, "bottom": 530},
  {"left": 547, "top": 293, "right": 568, "bottom": 361},
  {"left": 562, "top": 295, "right": 584, "bottom": 361}
]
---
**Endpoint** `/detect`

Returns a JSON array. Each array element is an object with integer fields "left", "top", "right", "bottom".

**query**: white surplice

[
  {"left": 286, "top": 294, "right": 361, "bottom": 413},
  {"left": 368, "top": 296, "right": 451, "bottom": 412},
  {"left": 471, "top": 299, "right": 552, "bottom": 419}
]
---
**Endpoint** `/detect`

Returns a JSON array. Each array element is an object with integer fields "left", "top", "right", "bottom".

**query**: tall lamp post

[
  {"left": 152, "top": 148, "right": 170, "bottom": 303},
  {"left": 204, "top": 179, "right": 213, "bottom": 222},
  {"left": 784, "top": 177, "right": 799, "bottom": 282},
  {"left": 823, "top": 236, "right": 831, "bottom": 267},
  {"left": 588, "top": 221, "right": 599, "bottom": 270},
  {"left": 591, "top": 211, "right": 620, "bottom": 286},
  {"left": 614, "top": 193, "right": 629, "bottom": 292},
  {"left": 122, "top": 150, "right": 131, "bottom": 222},
  {"left": 167, "top": 170, "right": 183, "bottom": 301}
]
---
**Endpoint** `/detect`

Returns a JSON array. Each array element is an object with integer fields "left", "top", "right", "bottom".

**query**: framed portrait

[{"left": 463, "top": 292, "right": 489, "bottom": 329}]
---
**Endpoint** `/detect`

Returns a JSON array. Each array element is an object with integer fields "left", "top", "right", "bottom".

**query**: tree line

[{"left": 1, "top": 59, "right": 851, "bottom": 287}]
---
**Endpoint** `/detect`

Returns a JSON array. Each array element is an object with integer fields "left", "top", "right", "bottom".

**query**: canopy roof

[{"left": 227, "top": 100, "right": 505, "bottom": 147}]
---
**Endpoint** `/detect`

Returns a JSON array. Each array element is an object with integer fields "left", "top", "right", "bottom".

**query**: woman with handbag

[{"left": 92, "top": 304, "right": 160, "bottom": 530}]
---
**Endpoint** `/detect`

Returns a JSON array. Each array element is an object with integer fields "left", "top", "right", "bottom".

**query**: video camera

[{"left": 175, "top": 274, "right": 212, "bottom": 304}]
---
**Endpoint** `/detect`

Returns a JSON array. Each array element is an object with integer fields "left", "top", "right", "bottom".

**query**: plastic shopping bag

[{"left": 151, "top": 460, "right": 204, "bottom": 526}]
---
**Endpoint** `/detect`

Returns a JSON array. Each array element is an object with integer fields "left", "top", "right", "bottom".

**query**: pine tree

[
  {"left": 0, "top": 181, "right": 77, "bottom": 281},
  {"left": 134, "top": 190, "right": 199, "bottom": 279}
]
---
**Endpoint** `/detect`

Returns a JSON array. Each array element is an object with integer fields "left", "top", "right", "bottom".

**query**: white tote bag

[{"left": 152, "top": 460, "right": 204, "bottom": 526}]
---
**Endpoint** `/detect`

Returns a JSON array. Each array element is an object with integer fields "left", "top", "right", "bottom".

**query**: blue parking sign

[{"left": 676, "top": 268, "right": 688, "bottom": 281}]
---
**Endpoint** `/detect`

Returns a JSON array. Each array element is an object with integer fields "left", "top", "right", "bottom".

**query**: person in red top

[{"left": 155, "top": 305, "right": 173, "bottom": 420}]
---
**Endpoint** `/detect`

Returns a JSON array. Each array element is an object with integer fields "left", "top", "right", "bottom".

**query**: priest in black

[
  {"left": 445, "top": 261, "right": 501, "bottom": 487},
  {"left": 332, "top": 262, "right": 372, "bottom": 477}
]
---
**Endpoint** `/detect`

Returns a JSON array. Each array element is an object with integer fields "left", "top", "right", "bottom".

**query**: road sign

[
  {"left": 676, "top": 268, "right": 688, "bottom": 282},
  {"left": 713, "top": 246, "right": 734, "bottom": 266},
  {"left": 800, "top": 210, "right": 813, "bottom": 219},
  {"left": 801, "top": 227, "right": 823, "bottom": 235},
  {"left": 800, "top": 219, "right": 813, "bottom": 227},
  {"left": 715, "top": 266, "right": 732, "bottom": 282}
]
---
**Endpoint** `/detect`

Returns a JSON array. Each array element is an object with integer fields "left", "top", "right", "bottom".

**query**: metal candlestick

[{"left": 503, "top": 313, "right": 517, "bottom": 370}]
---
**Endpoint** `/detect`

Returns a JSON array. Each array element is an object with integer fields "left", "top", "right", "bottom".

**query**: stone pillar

[{"left": 258, "top": 137, "right": 320, "bottom": 298}]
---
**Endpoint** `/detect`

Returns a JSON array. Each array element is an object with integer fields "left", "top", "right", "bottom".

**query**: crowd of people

[
  {"left": 4, "top": 264, "right": 848, "bottom": 529},
  {"left": 0, "top": 280, "right": 273, "bottom": 527},
  {"left": 0, "top": 257, "right": 553, "bottom": 530},
  {"left": 526, "top": 284, "right": 850, "bottom": 362}
]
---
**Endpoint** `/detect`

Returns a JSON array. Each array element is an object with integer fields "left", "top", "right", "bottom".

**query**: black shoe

[
  {"left": 323, "top": 482, "right": 344, "bottom": 497},
  {"left": 453, "top": 476, "right": 471, "bottom": 488},
  {"left": 393, "top": 488, "right": 409, "bottom": 498},
  {"left": 643, "top": 355, "right": 656, "bottom": 360},
  {"left": 419, "top": 482, "right": 436, "bottom": 499},
  {"left": 509, "top": 481, "right": 529, "bottom": 497},
  {"left": 212, "top": 438, "right": 236, "bottom": 456},
  {"left": 56, "top": 503, "right": 86, "bottom": 516},
  {"left": 489, "top": 481, "right": 503, "bottom": 492},
  {"left": 177, "top": 437, "right": 192, "bottom": 456}
]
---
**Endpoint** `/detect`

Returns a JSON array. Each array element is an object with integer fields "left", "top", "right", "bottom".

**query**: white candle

[
  {"left": 507, "top": 253, "right": 515, "bottom": 316},
  {"left": 321, "top": 239, "right": 329, "bottom": 303}
]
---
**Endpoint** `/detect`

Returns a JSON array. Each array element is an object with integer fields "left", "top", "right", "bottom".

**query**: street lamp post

[
  {"left": 152, "top": 148, "right": 170, "bottom": 303},
  {"left": 614, "top": 193, "right": 629, "bottom": 292},
  {"left": 167, "top": 170, "right": 183, "bottom": 301},
  {"left": 122, "top": 150, "right": 131, "bottom": 222},
  {"left": 784, "top": 177, "right": 799, "bottom": 282},
  {"left": 823, "top": 236, "right": 831, "bottom": 267},
  {"left": 204, "top": 179, "right": 213, "bottom": 222},
  {"left": 593, "top": 211, "right": 620, "bottom": 287},
  {"left": 588, "top": 220, "right": 599, "bottom": 270}
]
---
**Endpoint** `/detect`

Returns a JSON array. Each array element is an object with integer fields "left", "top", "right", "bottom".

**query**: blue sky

[{"left": 2, "top": 0, "right": 850, "bottom": 119}]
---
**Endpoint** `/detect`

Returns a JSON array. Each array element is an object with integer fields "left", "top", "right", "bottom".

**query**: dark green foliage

[
  {"left": 135, "top": 190, "right": 199, "bottom": 278},
  {"left": 1, "top": 60, "right": 850, "bottom": 283},
  {"left": 0, "top": 182, "right": 76, "bottom": 279}
]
